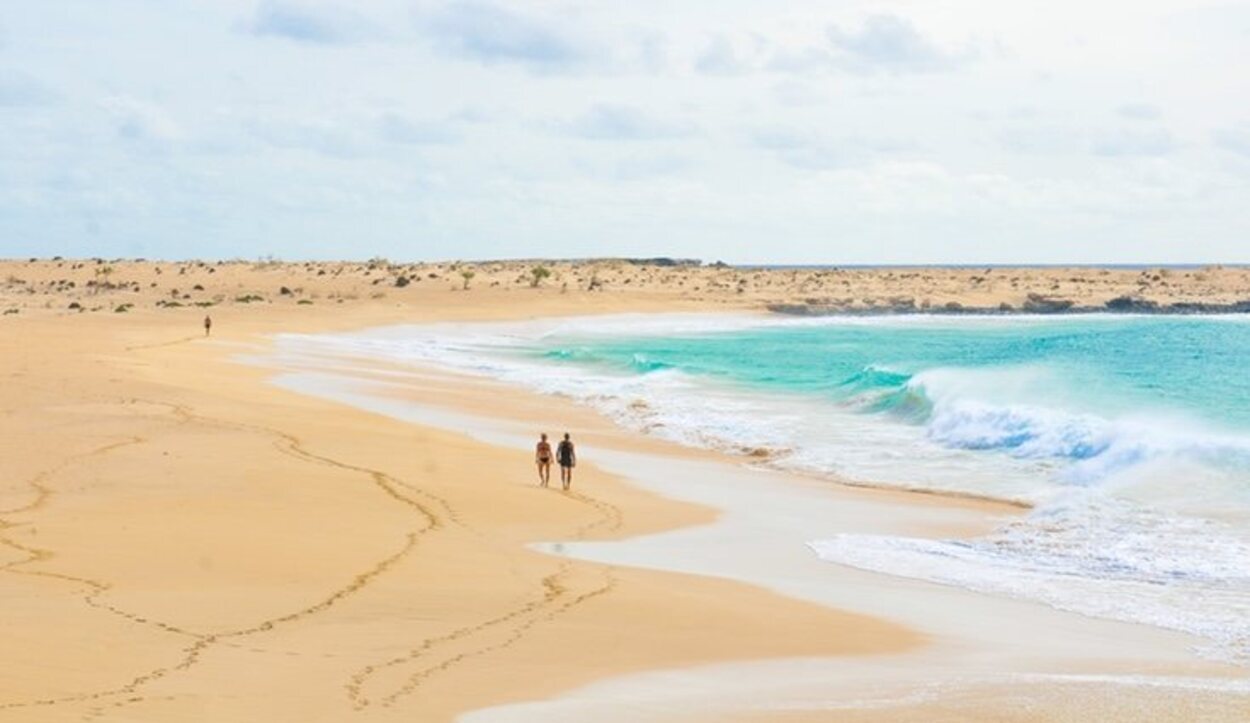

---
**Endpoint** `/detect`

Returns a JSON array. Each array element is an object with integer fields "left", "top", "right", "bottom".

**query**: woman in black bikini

[
  {"left": 556, "top": 433, "right": 576, "bottom": 491},
  {"left": 535, "top": 433, "right": 553, "bottom": 487}
]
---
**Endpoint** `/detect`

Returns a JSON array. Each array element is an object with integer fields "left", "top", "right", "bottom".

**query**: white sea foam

[
  {"left": 275, "top": 317, "right": 1054, "bottom": 501},
  {"left": 274, "top": 313, "right": 1250, "bottom": 662},
  {"left": 273, "top": 314, "right": 1250, "bottom": 505},
  {"left": 810, "top": 494, "right": 1250, "bottom": 661},
  {"left": 909, "top": 369, "right": 1250, "bottom": 488}
]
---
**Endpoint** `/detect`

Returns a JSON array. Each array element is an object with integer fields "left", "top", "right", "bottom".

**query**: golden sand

[{"left": 0, "top": 266, "right": 916, "bottom": 722}]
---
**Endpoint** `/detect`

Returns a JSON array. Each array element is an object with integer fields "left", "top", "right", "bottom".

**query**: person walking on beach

[
  {"left": 556, "top": 433, "right": 576, "bottom": 491},
  {"left": 535, "top": 433, "right": 553, "bottom": 487},
  {"left": 203, "top": 314, "right": 212, "bottom": 337}
]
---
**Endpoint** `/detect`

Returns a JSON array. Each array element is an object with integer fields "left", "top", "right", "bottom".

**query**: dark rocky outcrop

[
  {"left": 625, "top": 258, "right": 702, "bottom": 267},
  {"left": 1164, "top": 300, "right": 1250, "bottom": 314},
  {"left": 1105, "top": 296, "right": 1158, "bottom": 312},
  {"left": 768, "top": 297, "right": 1250, "bottom": 317},
  {"left": 1021, "top": 293, "right": 1075, "bottom": 313}
]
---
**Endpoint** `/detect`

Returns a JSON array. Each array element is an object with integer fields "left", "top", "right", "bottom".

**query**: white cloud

[
  {"left": 555, "top": 105, "right": 696, "bottom": 141},
  {"left": 825, "top": 14, "right": 976, "bottom": 74},
  {"left": 1213, "top": 124, "right": 1250, "bottom": 158},
  {"left": 100, "top": 96, "right": 184, "bottom": 144},
  {"left": 1001, "top": 125, "right": 1177, "bottom": 157},
  {"left": 1092, "top": 128, "right": 1176, "bottom": 157},
  {"left": 695, "top": 36, "right": 750, "bottom": 76},
  {"left": 0, "top": 1, "right": 1246, "bottom": 263},
  {"left": 422, "top": 1, "right": 585, "bottom": 69},
  {"left": 245, "top": 1, "right": 379, "bottom": 45},
  {"left": 1118, "top": 103, "right": 1162, "bottom": 121},
  {"left": 0, "top": 70, "right": 56, "bottom": 107},
  {"left": 418, "top": 1, "right": 665, "bottom": 74},
  {"left": 749, "top": 127, "right": 846, "bottom": 170},
  {"left": 746, "top": 14, "right": 978, "bottom": 75},
  {"left": 245, "top": 116, "right": 362, "bottom": 158},
  {"left": 377, "top": 113, "right": 460, "bottom": 145}
]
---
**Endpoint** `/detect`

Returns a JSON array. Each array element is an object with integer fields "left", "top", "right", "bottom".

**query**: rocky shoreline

[{"left": 768, "top": 293, "right": 1250, "bottom": 316}]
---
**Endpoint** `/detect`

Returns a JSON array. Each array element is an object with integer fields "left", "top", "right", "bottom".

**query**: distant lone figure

[
  {"left": 535, "top": 433, "right": 552, "bottom": 487},
  {"left": 203, "top": 315, "right": 212, "bottom": 337},
  {"left": 556, "top": 433, "right": 576, "bottom": 491}
]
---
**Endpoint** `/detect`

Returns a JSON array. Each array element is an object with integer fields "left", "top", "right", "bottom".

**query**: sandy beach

[
  {"left": 3, "top": 259, "right": 1249, "bottom": 721},
  {"left": 8, "top": 1, "right": 1249, "bottom": 717}
]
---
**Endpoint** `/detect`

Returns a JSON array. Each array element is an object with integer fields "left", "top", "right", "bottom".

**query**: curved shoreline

[{"left": 260, "top": 316, "right": 1250, "bottom": 721}]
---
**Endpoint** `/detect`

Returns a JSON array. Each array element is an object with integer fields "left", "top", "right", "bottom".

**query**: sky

[{"left": 1, "top": 0, "right": 1248, "bottom": 264}]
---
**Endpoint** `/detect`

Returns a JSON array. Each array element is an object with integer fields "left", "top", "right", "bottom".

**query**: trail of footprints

[
  {"left": 345, "top": 488, "right": 622, "bottom": 709},
  {"left": 0, "top": 393, "right": 627, "bottom": 719}
]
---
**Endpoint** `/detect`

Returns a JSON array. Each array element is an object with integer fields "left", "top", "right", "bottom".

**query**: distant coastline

[
  {"left": 769, "top": 292, "right": 1250, "bottom": 316},
  {"left": 4, "top": 258, "right": 1250, "bottom": 321}
]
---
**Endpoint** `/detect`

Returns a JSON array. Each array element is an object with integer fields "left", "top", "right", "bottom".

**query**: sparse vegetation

[
  {"left": 90, "top": 266, "right": 114, "bottom": 294},
  {"left": 529, "top": 266, "right": 551, "bottom": 288},
  {"left": 460, "top": 270, "right": 475, "bottom": 290}
]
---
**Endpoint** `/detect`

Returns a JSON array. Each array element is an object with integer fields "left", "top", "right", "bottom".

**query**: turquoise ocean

[{"left": 283, "top": 314, "right": 1250, "bottom": 661}]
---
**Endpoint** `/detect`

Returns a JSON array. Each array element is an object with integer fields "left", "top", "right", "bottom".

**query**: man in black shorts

[{"left": 556, "top": 433, "right": 576, "bottom": 491}]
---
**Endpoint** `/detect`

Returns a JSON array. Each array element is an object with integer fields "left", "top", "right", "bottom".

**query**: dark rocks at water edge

[
  {"left": 623, "top": 257, "right": 703, "bottom": 267},
  {"left": 768, "top": 294, "right": 1250, "bottom": 316}
]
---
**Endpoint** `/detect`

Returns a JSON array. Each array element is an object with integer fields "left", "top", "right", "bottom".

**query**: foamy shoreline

[{"left": 260, "top": 315, "right": 1250, "bottom": 721}]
